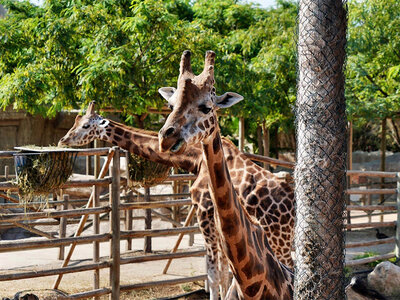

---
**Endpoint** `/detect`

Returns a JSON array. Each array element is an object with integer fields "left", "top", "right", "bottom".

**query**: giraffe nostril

[{"left": 164, "top": 127, "right": 175, "bottom": 138}]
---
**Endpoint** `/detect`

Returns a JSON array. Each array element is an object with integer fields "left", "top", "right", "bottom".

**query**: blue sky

[
  {"left": 28, "top": 0, "right": 278, "bottom": 9},
  {"left": 249, "top": 0, "right": 277, "bottom": 8}
]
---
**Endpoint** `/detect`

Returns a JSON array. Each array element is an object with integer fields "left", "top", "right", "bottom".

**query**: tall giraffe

[
  {"left": 158, "top": 50, "right": 293, "bottom": 299},
  {"left": 59, "top": 105, "right": 294, "bottom": 299}
]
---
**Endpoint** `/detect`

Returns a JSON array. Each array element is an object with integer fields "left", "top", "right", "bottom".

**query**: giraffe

[
  {"left": 58, "top": 105, "right": 294, "bottom": 299},
  {"left": 158, "top": 50, "right": 293, "bottom": 299}
]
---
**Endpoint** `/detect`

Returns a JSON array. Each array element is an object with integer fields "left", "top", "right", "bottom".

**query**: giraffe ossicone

[{"left": 159, "top": 50, "right": 294, "bottom": 299}]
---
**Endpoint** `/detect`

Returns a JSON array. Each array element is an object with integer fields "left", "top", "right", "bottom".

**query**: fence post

[
  {"left": 58, "top": 192, "right": 68, "bottom": 260},
  {"left": 144, "top": 187, "right": 152, "bottom": 253},
  {"left": 395, "top": 173, "right": 400, "bottom": 259},
  {"left": 93, "top": 185, "right": 100, "bottom": 300},
  {"left": 4, "top": 165, "right": 9, "bottom": 181},
  {"left": 110, "top": 147, "right": 120, "bottom": 300},
  {"left": 125, "top": 151, "right": 133, "bottom": 251}
]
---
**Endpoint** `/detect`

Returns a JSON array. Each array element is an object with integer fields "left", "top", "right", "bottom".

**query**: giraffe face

[
  {"left": 58, "top": 102, "right": 110, "bottom": 147},
  {"left": 158, "top": 51, "right": 243, "bottom": 153}
]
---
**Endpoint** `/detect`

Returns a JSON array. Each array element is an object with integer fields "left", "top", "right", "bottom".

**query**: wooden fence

[
  {"left": 0, "top": 147, "right": 205, "bottom": 299},
  {"left": 0, "top": 147, "right": 399, "bottom": 298}
]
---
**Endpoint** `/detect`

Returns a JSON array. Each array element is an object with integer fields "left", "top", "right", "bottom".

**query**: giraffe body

[
  {"left": 158, "top": 50, "right": 293, "bottom": 299},
  {"left": 59, "top": 103, "right": 294, "bottom": 299}
]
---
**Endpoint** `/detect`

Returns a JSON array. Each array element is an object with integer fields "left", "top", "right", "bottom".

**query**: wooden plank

[
  {"left": 163, "top": 205, "right": 196, "bottom": 274},
  {"left": 93, "top": 185, "right": 100, "bottom": 299},
  {"left": 244, "top": 153, "right": 295, "bottom": 169},
  {"left": 347, "top": 170, "right": 398, "bottom": 178},
  {"left": 0, "top": 219, "right": 80, "bottom": 230},
  {"left": 0, "top": 233, "right": 111, "bottom": 252},
  {"left": 346, "top": 237, "right": 395, "bottom": 249},
  {"left": 346, "top": 221, "right": 396, "bottom": 229},
  {"left": 346, "top": 188, "right": 396, "bottom": 195},
  {"left": 0, "top": 261, "right": 110, "bottom": 281},
  {"left": 120, "top": 250, "right": 206, "bottom": 265},
  {"left": 0, "top": 178, "right": 113, "bottom": 191},
  {"left": 166, "top": 174, "right": 197, "bottom": 181},
  {"left": 0, "top": 206, "right": 111, "bottom": 223},
  {"left": 110, "top": 147, "right": 120, "bottom": 300},
  {"left": 152, "top": 210, "right": 182, "bottom": 227},
  {"left": 69, "top": 288, "right": 111, "bottom": 299},
  {"left": 58, "top": 193, "right": 68, "bottom": 260},
  {"left": 120, "top": 199, "right": 192, "bottom": 210},
  {"left": 120, "top": 226, "right": 200, "bottom": 239},
  {"left": 345, "top": 253, "right": 395, "bottom": 267},
  {"left": 120, "top": 275, "right": 208, "bottom": 292},
  {"left": 347, "top": 205, "right": 397, "bottom": 211},
  {"left": 144, "top": 187, "right": 152, "bottom": 253},
  {"left": 13, "top": 222, "right": 55, "bottom": 239},
  {"left": 0, "top": 151, "right": 16, "bottom": 158}
]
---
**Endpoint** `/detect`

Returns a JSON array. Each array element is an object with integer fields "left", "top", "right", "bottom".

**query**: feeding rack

[
  {"left": 128, "top": 153, "right": 171, "bottom": 188},
  {"left": 13, "top": 146, "right": 79, "bottom": 198}
]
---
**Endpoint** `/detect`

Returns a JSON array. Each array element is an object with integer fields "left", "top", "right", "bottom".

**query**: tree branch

[{"left": 363, "top": 71, "right": 389, "bottom": 97}]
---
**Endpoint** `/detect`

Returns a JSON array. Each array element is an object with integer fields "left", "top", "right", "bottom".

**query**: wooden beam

[
  {"left": 346, "top": 237, "right": 395, "bottom": 249},
  {"left": 110, "top": 147, "right": 120, "bottom": 300},
  {"left": 163, "top": 205, "right": 196, "bottom": 274},
  {"left": 345, "top": 253, "right": 395, "bottom": 267}
]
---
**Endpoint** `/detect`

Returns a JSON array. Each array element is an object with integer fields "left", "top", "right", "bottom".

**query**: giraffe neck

[
  {"left": 101, "top": 120, "right": 201, "bottom": 173},
  {"left": 201, "top": 129, "right": 293, "bottom": 299}
]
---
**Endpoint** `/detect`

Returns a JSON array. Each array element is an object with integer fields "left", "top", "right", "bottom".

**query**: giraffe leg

[
  {"left": 224, "top": 278, "right": 241, "bottom": 300},
  {"left": 218, "top": 246, "right": 230, "bottom": 299},
  {"left": 206, "top": 251, "right": 220, "bottom": 300}
]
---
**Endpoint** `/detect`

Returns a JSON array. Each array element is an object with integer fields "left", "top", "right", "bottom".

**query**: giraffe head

[
  {"left": 159, "top": 50, "right": 243, "bottom": 153},
  {"left": 58, "top": 101, "right": 110, "bottom": 147}
]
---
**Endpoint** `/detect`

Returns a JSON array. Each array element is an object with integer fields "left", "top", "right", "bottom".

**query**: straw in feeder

[
  {"left": 128, "top": 154, "right": 171, "bottom": 187},
  {"left": 14, "top": 147, "right": 78, "bottom": 202}
]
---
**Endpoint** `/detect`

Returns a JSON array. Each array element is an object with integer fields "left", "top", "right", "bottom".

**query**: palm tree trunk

[{"left": 294, "top": 1, "right": 347, "bottom": 299}]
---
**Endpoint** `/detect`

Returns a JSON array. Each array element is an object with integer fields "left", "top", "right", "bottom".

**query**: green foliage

[
  {"left": 347, "top": 0, "right": 400, "bottom": 120},
  {"left": 0, "top": 0, "right": 298, "bottom": 135}
]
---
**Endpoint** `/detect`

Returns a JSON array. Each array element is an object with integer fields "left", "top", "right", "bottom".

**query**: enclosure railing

[
  {"left": 0, "top": 147, "right": 205, "bottom": 299},
  {"left": 345, "top": 170, "right": 400, "bottom": 267}
]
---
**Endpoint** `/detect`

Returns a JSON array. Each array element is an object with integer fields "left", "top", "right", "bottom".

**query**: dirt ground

[{"left": 0, "top": 206, "right": 397, "bottom": 299}]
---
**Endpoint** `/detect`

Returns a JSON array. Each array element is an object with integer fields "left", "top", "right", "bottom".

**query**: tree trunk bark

[
  {"left": 294, "top": 1, "right": 347, "bottom": 299},
  {"left": 257, "top": 125, "right": 263, "bottom": 156},
  {"left": 262, "top": 121, "right": 270, "bottom": 170},
  {"left": 380, "top": 118, "right": 387, "bottom": 221}
]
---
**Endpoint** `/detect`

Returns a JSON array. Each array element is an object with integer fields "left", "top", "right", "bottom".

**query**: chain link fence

[{"left": 294, "top": 0, "right": 347, "bottom": 299}]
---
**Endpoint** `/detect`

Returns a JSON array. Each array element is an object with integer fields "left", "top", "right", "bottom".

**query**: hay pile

[
  {"left": 14, "top": 150, "right": 77, "bottom": 200},
  {"left": 128, "top": 154, "right": 171, "bottom": 187}
]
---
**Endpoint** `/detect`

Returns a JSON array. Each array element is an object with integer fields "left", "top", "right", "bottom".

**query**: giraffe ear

[
  {"left": 158, "top": 87, "right": 176, "bottom": 101},
  {"left": 215, "top": 92, "right": 244, "bottom": 109}
]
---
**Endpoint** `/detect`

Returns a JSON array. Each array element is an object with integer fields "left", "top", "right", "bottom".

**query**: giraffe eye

[
  {"left": 199, "top": 104, "right": 211, "bottom": 114},
  {"left": 82, "top": 124, "right": 90, "bottom": 129},
  {"left": 168, "top": 104, "right": 174, "bottom": 110}
]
